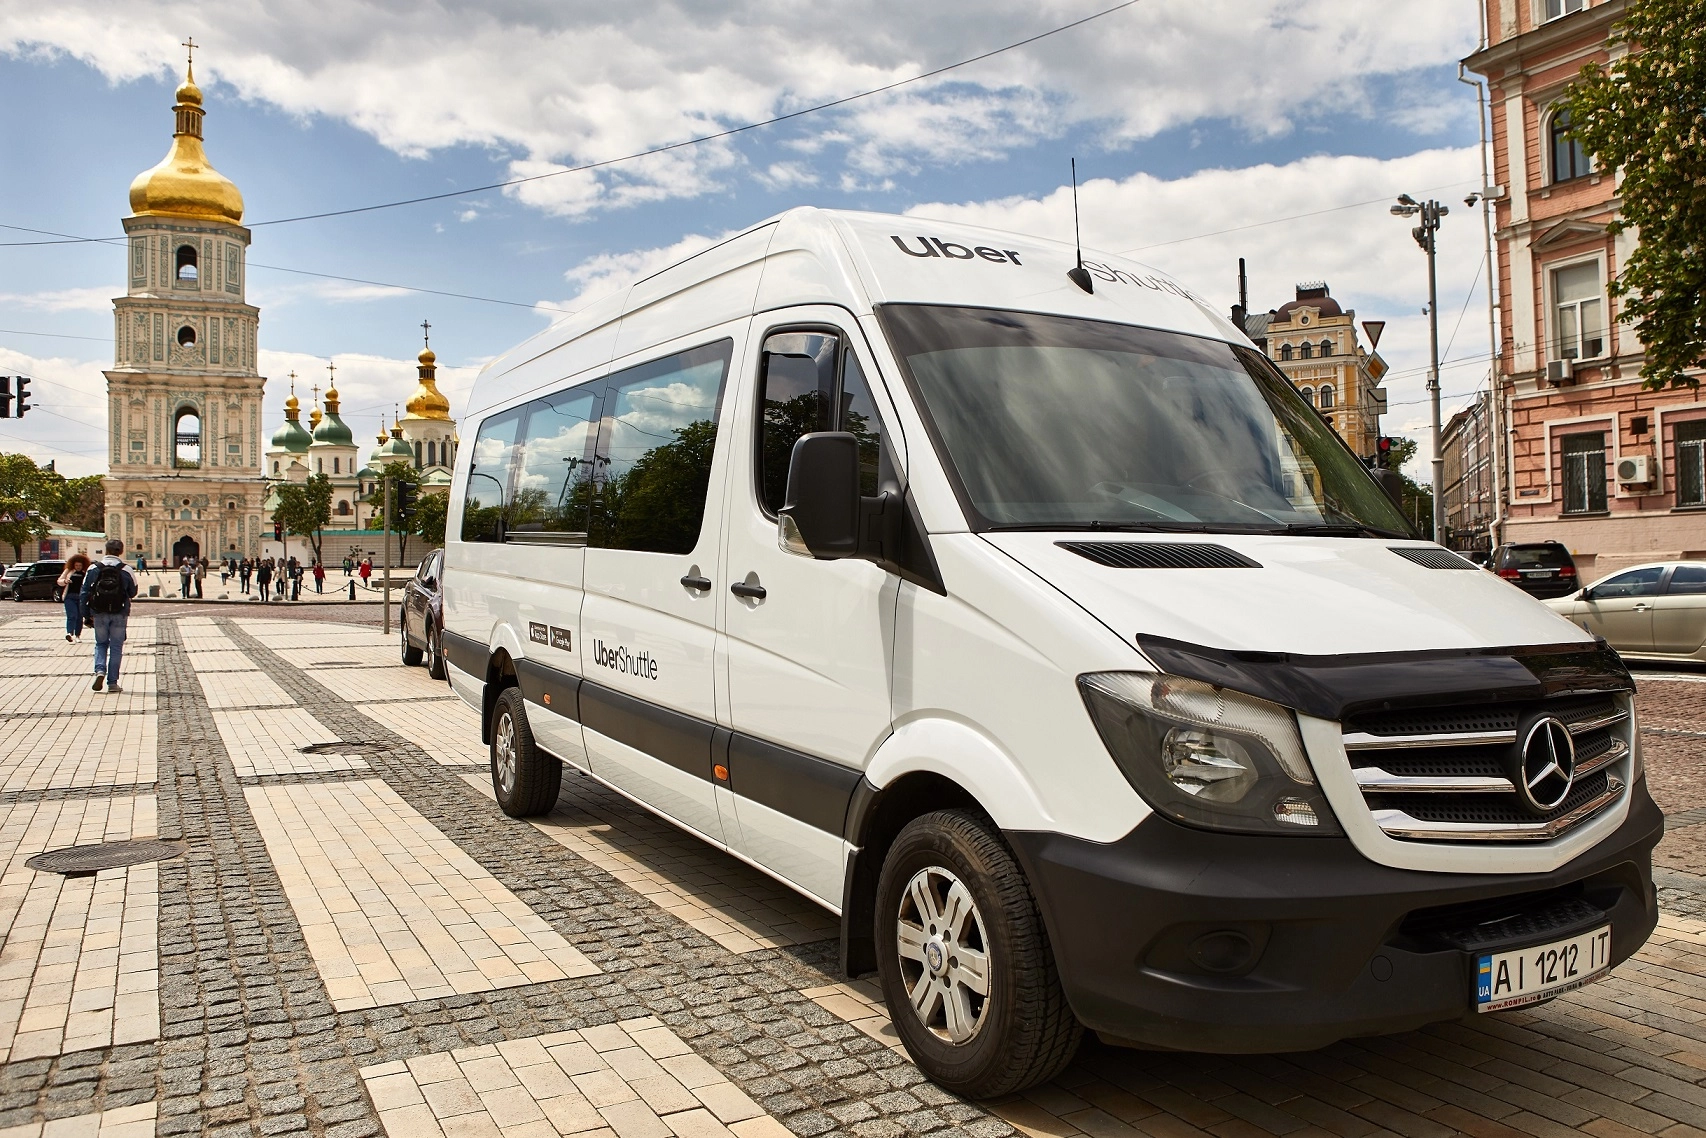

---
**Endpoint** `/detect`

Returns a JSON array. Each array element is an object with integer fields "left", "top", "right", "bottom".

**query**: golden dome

[
  {"left": 284, "top": 393, "right": 300, "bottom": 416},
  {"left": 128, "top": 63, "right": 244, "bottom": 224},
  {"left": 405, "top": 344, "right": 452, "bottom": 421},
  {"left": 309, "top": 405, "right": 323, "bottom": 430}
]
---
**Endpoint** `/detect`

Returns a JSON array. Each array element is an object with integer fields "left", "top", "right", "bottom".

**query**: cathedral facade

[{"left": 104, "top": 59, "right": 266, "bottom": 564}]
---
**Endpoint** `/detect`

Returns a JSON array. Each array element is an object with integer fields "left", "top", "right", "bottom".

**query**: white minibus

[{"left": 441, "top": 208, "right": 1660, "bottom": 1096}]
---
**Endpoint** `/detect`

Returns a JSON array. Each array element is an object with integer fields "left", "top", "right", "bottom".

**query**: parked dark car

[
  {"left": 400, "top": 548, "right": 446, "bottom": 679},
  {"left": 1490, "top": 541, "right": 1579, "bottom": 599},
  {"left": 0, "top": 560, "right": 66, "bottom": 601}
]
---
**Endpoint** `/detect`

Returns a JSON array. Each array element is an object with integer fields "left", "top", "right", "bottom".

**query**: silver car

[{"left": 1544, "top": 560, "right": 1706, "bottom": 662}]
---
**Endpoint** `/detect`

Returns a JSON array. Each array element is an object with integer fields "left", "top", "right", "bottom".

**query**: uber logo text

[
  {"left": 593, "top": 639, "right": 659, "bottom": 680},
  {"left": 891, "top": 235, "right": 1023, "bottom": 265}
]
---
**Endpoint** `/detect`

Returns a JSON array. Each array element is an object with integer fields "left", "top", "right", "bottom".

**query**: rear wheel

[
  {"left": 875, "top": 809, "right": 1081, "bottom": 1097},
  {"left": 400, "top": 616, "right": 423, "bottom": 666},
  {"left": 427, "top": 621, "right": 447, "bottom": 680},
  {"left": 490, "top": 686, "right": 560, "bottom": 817}
]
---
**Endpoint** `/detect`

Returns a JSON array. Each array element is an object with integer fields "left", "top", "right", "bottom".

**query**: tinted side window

[
  {"left": 511, "top": 386, "right": 600, "bottom": 538},
  {"left": 1668, "top": 565, "right": 1706, "bottom": 595},
  {"left": 590, "top": 340, "right": 731, "bottom": 554},
  {"left": 758, "top": 333, "right": 837, "bottom": 515},
  {"left": 1593, "top": 567, "right": 1664, "bottom": 598},
  {"left": 461, "top": 410, "right": 523, "bottom": 542},
  {"left": 840, "top": 352, "right": 886, "bottom": 497},
  {"left": 755, "top": 331, "right": 888, "bottom": 514}
]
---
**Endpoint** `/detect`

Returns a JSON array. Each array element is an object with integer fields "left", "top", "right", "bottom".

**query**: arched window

[
  {"left": 336, "top": 500, "right": 351, "bottom": 516},
  {"left": 1299, "top": 341, "right": 1313, "bottom": 359},
  {"left": 1320, "top": 339, "right": 1333, "bottom": 357},
  {"left": 1550, "top": 109, "right": 1593, "bottom": 182},
  {"left": 134, "top": 499, "right": 145, "bottom": 509},
  {"left": 176, "top": 324, "right": 196, "bottom": 347},
  {"left": 1279, "top": 344, "right": 1294, "bottom": 361},
  {"left": 173, "top": 408, "right": 201, "bottom": 469},
  {"left": 272, "top": 461, "right": 279, "bottom": 474},
  {"left": 333, "top": 457, "right": 340, "bottom": 473},
  {"left": 1319, "top": 384, "right": 1336, "bottom": 409},
  {"left": 316, "top": 457, "right": 323, "bottom": 473},
  {"left": 427, "top": 441, "right": 437, "bottom": 467},
  {"left": 175, "top": 244, "right": 198, "bottom": 282},
  {"left": 1300, "top": 386, "right": 1316, "bottom": 407}
]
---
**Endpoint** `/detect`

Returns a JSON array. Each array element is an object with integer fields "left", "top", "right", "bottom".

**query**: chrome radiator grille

[{"left": 1342, "top": 693, "right": 1630, "bottom": 842}]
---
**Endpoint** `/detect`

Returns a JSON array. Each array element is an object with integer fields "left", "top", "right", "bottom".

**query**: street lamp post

[{"left": 1391, "top": 194, "right": 1449, "bottom": 541}]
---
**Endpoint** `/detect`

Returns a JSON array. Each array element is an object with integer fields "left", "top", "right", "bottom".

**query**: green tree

[
  {"left": 274, "top": 473, "right": 333, "bottom": 564},
  {"left": 413, "top": 490, "right": 448, "bottom": 548},
  {"left": 364, "top": 462, "right": 424, "bottom": 564},
  {"left": 0, "top": 455, "right": 55, "bottom": 562},
  {"left": 1564, "top": 0, "right": 1706, "bottom": 389},
  {"left": 48, "top": 475, "right": 105, "bottom": 533}
]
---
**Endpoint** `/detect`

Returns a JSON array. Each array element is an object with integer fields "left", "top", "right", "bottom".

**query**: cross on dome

[{"left": 421, "top": 320, "right": 431, "bottom": 348}]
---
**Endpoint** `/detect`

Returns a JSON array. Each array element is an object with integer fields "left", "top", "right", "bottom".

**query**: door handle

[
  {"left": 730, "top": 581, "right": 767, "bottom": 600},
  {"left": 679, "top": 574, "right": 712, "bottom": 592}
]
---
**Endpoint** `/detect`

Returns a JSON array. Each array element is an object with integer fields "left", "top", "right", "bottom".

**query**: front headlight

[{"left": 1079, "top": 672, "right": 1342, "bottom": 836}]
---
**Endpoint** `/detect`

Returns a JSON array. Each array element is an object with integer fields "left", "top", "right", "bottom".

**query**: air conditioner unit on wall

[
  {"left": 1546, "top": 359, "right": 1575, "bottom": 385},
  {"left": 1616, "top": 454, "right": 1652, "bottom": 485}
]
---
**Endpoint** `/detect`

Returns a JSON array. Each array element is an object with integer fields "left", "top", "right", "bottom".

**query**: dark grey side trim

[
  {"left": 580, "top": 681, "right": 716, "bottom": 783},
  {"left": 442, "top": 629, "right": 485, "bottom": 677},
  {"left": 515, "top": 656, "right": 582, "bottom": 721},
  {"left": 727, "top": 732, "right": 862, "bottom": 836}
]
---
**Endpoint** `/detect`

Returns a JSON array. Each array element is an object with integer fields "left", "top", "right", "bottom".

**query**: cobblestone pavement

[{"left": 0, "top": 609, "right": 1701, "bottom": 1138}]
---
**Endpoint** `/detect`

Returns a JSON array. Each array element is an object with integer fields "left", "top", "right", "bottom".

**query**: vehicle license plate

[
  {"left": 1476, "top": 925, "right": 1612, "bottom": 1012},
  {"left": 1521, "top": 569, "right": 1557, "bottom": 577}
]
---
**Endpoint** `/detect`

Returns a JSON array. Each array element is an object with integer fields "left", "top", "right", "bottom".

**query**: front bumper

[{"left": 1006, "top": 781, "right": 1662, "bottom": 1053}]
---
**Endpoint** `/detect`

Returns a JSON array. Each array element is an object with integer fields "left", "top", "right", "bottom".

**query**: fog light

[
  {"left": 1189, "top": 930, "right": 1256, "bottom": 974},
  {"left": 1273, "top": 797, "right": 1321, "bottom": 827}
]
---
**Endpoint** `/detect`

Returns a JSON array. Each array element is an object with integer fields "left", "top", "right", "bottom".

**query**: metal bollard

[{"left": 348, "top": 580, "right": 356, "bottom": 601}]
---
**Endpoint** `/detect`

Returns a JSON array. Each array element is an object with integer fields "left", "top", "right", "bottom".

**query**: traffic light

[
  {"left": 1376, "top": 436, "right": 1394, "bottom": 468},
  {"left": 394, "top": 480, "right": 416, "bottom": 526},
  {"left": 273, "top": 519, "right": 283, "bottom": 541},
  {"left": 0, "top": 377, "right": 11, "bottom": 418},
  {"left": 13, "top": 376, "right": 30, "bottom": 418}
]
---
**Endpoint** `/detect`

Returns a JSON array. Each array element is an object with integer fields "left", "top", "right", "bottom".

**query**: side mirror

[
  {"left": 778, "top": 432, "right": 861, "bottom": 558},
  {"left": 1579, "top": 586, "right": 1595, "bottom": 601}
]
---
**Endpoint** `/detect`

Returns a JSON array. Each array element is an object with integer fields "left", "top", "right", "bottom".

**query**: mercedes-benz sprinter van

[{"left": 441, "top": 208, "right": 1661, "bottom": 1097}]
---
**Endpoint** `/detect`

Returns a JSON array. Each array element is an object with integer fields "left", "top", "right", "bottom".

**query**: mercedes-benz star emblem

[{"left": 1519, "top": 717, "right": 1576, "bottom": 813}]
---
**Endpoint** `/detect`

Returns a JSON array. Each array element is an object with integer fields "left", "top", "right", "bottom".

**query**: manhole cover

[
  {"left": 298, "top": 740, "right": 388, "bottom": 755},
  {"left": 26, "top": 839, "right": 185, "bottom": 877}
]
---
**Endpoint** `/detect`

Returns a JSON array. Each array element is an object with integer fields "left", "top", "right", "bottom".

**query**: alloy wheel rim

[
  {"left": 896, "top": 865, "right": 991, "bottom": 1044},
  {"left": 494, "top": 713, "right": 517, "bottom": 792}
]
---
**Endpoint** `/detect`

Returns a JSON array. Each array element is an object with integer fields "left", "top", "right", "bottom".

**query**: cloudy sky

[{"left": 0, "top": 0, "right": 1493, "bottom": 479}]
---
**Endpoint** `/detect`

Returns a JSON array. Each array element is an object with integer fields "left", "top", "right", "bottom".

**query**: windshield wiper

[{"left": 1278, "top": 522, "right": 1409, "bottom": 539}]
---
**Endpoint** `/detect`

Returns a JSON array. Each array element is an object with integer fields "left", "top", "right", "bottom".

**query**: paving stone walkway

[{"left": 0, "top": 609, "right": 1702, "bottom": 1138}]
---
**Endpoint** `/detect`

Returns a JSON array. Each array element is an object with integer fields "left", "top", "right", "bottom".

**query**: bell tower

[{"left": 104, "top": 41, "right": 266, "bottom": 564}]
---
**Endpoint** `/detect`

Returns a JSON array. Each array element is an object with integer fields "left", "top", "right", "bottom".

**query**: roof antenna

[{"left": 1066, "top": 158, "right": 1093, "bottom": 294}]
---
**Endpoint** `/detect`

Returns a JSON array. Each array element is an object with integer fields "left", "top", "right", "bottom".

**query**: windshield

[
  {"left": 877, "top": 305, "right": 1412, "bottom": 536},
  {"left": 1505, "top": 545, "right": 1572, "bottom": 569}
]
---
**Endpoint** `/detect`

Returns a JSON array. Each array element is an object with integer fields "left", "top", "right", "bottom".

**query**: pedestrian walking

[
  {"left": 276, "top": 560, "right": 287, "bottom": 599},
  {"left": 137, "top": 555, "right": 148, "bottom": 575},
  {"left": 57, "top": 553, "right": 90, "bottom": 642},
  {"left": 289, "top": 558, "right": 303, "bottom": 601},
  {"left": 359, "top": 558, "right": 372, "bottom": 588},
  {"left": 312, "top": 560, "right": 326, "bottom": 594},
  {"left": 194, "top": 557, "right": 206, "bottom": 599},
  {"left": 256, "top": 558, "right": 273, "bottom": 603},
  {"left": 82, "top": 539, "right": 138, "bottom": 693},
  {"left": 239, "top": 557, "right": 252, "bottom": 594},
  {"left": 178, "top": 558, "right": 192, "bottom": 598},
  {"left": 343, "top": 555, "right": 353, "bottom": 577}
]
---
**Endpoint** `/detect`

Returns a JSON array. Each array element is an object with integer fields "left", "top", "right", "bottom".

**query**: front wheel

[
  {"left": 875, "top": 809, "right": 1081, "bottom": 1097},
  {"left": 489, "top": 687, "right": 560, "bottom": 817},
  {"left": 400, "top": 616, "right": 423, "bottom": 666}
]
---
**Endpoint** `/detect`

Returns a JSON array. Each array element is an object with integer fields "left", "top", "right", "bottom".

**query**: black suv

[
  {"left": 1490, "top": 541, "right": 1579, "bottom": 599},
  {"left": 0, "top": 560, "right": 67, "bottom": 601}
]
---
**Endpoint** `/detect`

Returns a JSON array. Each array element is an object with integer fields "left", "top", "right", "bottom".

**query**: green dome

[
  {"left": 312, "top": 411, "right": 354, "bottom": 447},
  {"left": 371, "top": 430, "right": 414, "bottom": 466},
  {"left": 270, "top": 417, "right": 311, "bottom": 453}
]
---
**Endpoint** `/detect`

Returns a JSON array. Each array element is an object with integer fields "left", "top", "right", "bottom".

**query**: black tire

[
  {"left": 400, "top": 616, "right": 424, "bottom": 666},
  {"left": 489, "top": 686, "right": 560, "bottom": 817},
  {"left": 875, "top": 809, "right": 1081, "bottom": 1098},
  {"left": 427, "top": 621, "right": 447, "bottom": 680}
]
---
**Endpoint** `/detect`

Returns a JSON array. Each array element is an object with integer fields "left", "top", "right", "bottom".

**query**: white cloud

[
  {"left": 0, "top": 286, "right": 119, "bottom": 313},
  {"left": 1, "top": 1, "right": 1479, "bottom": 218},
  {"left": 0, "top": 347, "right": 111, "bottom": 477}
]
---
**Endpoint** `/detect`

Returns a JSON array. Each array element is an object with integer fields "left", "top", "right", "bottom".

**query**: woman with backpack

[{"left": 57, "top": 553, "right": 91, "bottom": 642}]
